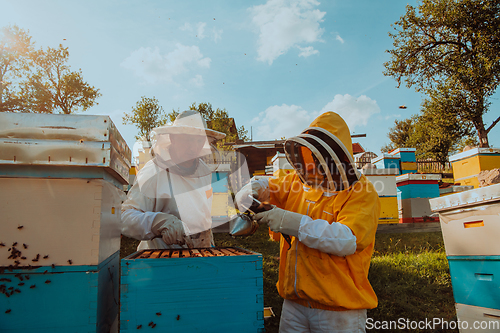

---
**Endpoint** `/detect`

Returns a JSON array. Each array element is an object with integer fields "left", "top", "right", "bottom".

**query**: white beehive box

[
  {"left": 455, "top": 303, "right": 500, "bottom": 332},
  {"left": 0, "top": 178, "right": 126, "bottom": 267},
  {"left": 360, "top": 168, "right": 398, "bottom": 196},
  {"left": 0, "top": 112, "right": 131, "bottom": 185},
  {"left": 430, "top": 183, "right": 500, "bottom": 256}
]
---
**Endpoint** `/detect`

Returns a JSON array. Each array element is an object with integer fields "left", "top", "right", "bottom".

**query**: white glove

[
  {"left": 234, "top": 178, "right": 270, "bottom": 212},
  {"left": 151, "top": 213, "right": 194, "bottom": 248},
  {"left": 254, "top": 206, "right": 303, "bottom": 238}
]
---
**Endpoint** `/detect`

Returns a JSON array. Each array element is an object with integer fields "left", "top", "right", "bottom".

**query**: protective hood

[{"left": 284, "top": 112, "right": 360, "bottom": 192}]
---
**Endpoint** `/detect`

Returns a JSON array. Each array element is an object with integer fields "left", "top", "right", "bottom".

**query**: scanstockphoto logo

[{"left": 366, "top": 317, "right": 500, "bottom": 331}]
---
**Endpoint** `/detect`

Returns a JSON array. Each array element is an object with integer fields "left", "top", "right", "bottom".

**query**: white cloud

[
  {"left": 297, "top": 46, "right": 319, "bottom": 57},
  {"left": 385, "top": 113, "right": 401, "bottom": 120},
  {"left": 196, "top": 22, "right": 206, "bottom": 39},
  {"left": 249, "top": 0, "right": 325, "bottom": 65},
  {"left": 320, "top": 94, "right": 380, "bottom": 130},
  {"left": 251, "top": 95, "right": 380, "bottom": 140},
  {"left": 189, "top": 74, "right": 204, "bottom": 87},
  {"left": 120, "top": 44, "right": 211, "bottom": 84},
  {"left": 336, "top": 34, "right": 344, "bottom": 44},
  {"left": 251, "top": 104, "right": 313, "bottom": 140}
]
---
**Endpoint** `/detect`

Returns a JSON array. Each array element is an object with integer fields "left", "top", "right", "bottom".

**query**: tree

[
  {"left": 168, "top": 102, "right": 249, "bottom": 150},
  {"left": 381, "top": 118, "right": 416, "bottom": 152},
  {"left": 16, "top": 44, "right": 101, "bottom": 114},
  {"left": 384, "top": 0, "right": 500, "bottom": 147},
  {"left": 123, "top": 96, "right": 168, "bottom": 140},
  {"left": 0, "top": 25, "right": 33, "bottom": 110}
]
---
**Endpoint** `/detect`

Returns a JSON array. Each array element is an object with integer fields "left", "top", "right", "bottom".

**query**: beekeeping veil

[
  {"left": 149, "top": 110, "right": 226, "bottom": 177},
  {"left": 284, "top": 112, "right": 360, "bottom": 192}
]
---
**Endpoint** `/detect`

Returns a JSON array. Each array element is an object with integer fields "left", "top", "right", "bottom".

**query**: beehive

[
  {"left": 361, "top": 168, "right": 399, "bottom": 224},
  {"left": 120, "top": 247, "right": 264, "bottom": 333},
  {"left": 0, "top": 112, "right": 131, "bottom": 185},
  {"left": 272, "top": 153, "right": 294, "bottom": 178},
  {"left": 430, "top": 184, "right": 500, "bottom": 317},
  {"left": 0, "top": 178, "right": 125, "bottom": 267},
  {"left": 371, "top": 154, "right": 400, "bottom": 171},
  {"left": 450, "top": 148, "right": 500, "bottom": 188},
  {"left": 397, "top": 174, "right": 441, "bottom": 223},
  {"left": 0, "top": 251, "right": 119, "bottom": 333},
  {"left": 454, "top": 304, "right": 500, "bottom": 332},
  {"left": 430, "top": 183, "right": 500, "bottom": 257},
  {"left": 390, "top": 148, "right": 417, "bottom": 174}
]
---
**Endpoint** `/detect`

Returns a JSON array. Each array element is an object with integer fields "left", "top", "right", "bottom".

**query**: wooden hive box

[
  {"left": 0, "top": 178, "right": 125, "bottom": 267},
  {"left": 450, "top": 148, "right": 500, "bottom": 189},
  {"left": 0, "top": 112, "right": 131, "bottom": 186},
  {"left": 0, "top": 251, "right": 119, "bottom": 333},
  {"left": 455, "top": 304, "right": 500, "bottom": 332},
  {"left": 430, "top": 183, "right": 500, "bottom": 257},
  {"left": 120, "top": 247, "right": 264, "bottom": 333},
  {"left": 361, "top": 168, "right": 399, "bottom": 224}
]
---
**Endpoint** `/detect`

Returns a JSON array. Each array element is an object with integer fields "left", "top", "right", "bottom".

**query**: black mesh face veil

[{"left": 284, "top": 127, "right": 360, "bottom": 192}]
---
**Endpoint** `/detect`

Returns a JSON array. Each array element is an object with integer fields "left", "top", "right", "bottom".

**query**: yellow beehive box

[
  {"left": 378, "top": 196, "right": 399, "bottom": 224},
  {"left": 450, "top": 148, "right": 500, "bottom": 188},
  {"left": 0, "top": 178, "right": 125, "bottom": 267}
]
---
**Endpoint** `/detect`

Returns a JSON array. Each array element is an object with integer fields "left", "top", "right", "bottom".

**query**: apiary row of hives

[{"left": 0, "top": 112, "right": 130, "bottom": 332}]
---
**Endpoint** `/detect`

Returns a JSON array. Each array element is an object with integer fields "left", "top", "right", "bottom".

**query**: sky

[{"left": 2, "top": 0, "right": 499, "bottom": 159}]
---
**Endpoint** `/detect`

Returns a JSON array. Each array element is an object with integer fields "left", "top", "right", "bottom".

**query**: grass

[{"left": 120, "top": 229, "right": 456, "bottom": 333}]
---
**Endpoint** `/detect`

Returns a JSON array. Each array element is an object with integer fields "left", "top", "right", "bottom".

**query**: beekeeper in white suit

[{"left": 121, "top": 110, "right": 226, "bottom": 249}]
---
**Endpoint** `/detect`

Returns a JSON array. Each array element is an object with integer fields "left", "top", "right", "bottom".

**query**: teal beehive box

[
  {"left": 0, "top": 251, "right": 119, "bottom": 333},
  {"left": 120, "top": 247, "right": 264, "bottom": 333}
]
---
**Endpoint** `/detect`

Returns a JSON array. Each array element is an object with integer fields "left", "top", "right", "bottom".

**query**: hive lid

[
  {"left": 396, "top": 173, "right": 441, "bottom": 183},
  {"left": 449, "top": 147, "right": 500, "bottom": 162},
  {"left": 360, "top": 168, "right": 399, "bottom": 176},
  {"left": 430, "top": 183, "right": 500, "bottom": 212},
  {"left": 125, "top": 247, "right": 258, "bottom": 259}
]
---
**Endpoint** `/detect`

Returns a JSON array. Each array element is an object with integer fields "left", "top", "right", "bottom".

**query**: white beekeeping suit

[{"left": 121, "top": 110, "right": 226, "bottom": 250}]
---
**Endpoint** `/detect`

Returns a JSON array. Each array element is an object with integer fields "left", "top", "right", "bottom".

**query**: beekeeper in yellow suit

[
  {"left": 121, "top": 110, "right": 225, "bottom": 250},
  {"left": 236, "top": 112, "right": 380, "bottom": 333}
]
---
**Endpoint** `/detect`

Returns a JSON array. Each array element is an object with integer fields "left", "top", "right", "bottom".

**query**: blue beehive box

[
  {"left": 0, "top": 251, "right": 119, "bottom": 333},
  {"left": 371, "top": 154, "right": 400, "bottom": 171},
  {"left": 120, "top": 247, "right": 264, "bottom": 333},
  {"left": 390, "top": 148, "right": 417, "bottom": 174},
  {"left": 448, "top": 256, "right": 500, "bottom": 310}
]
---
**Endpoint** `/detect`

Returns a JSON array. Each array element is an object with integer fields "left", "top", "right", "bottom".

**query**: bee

[
  {"left": 14, "top": 289, "right": 20, "bottom": 293},
  {"left": 68, "top": 260, "right": 73, "bottom": 265},
  {"left": 0, "top": 278, "right": 11, "bottom": 282},
  {"left": 18, "top": 282, "right": 24, "bottom": 286},
  {"left": 32, "top": 259, "right": 38, "bottom": 262},
  {"left": 148, "top": 322, "right": 154, "bottom": 327},
  {"left": 176, "top": 315, "right": 180, "bottom": 320},
  {"left": 7, "top": 287, "right": 13, "bottom": 290},
  {"left": 21, "top": 256, "right": 26, "bottom": 260},
  {"left": 17, "top": 225, "right": 23, "bottom": 229},
  {"left": 25, "top": 275, "right": 29, "bottom": 280},
  {"left": 45, "top": 280, "right": 51, "bottom": 284},
  {"left": 43, "top": 270, "right": 48, "bottom": 274},
  {"left": 23, "top": 244, "right": 28, "bottom": 249},
  {"left": 36, "top": 254, "right": 40, "bottom": 260},
  {"left": 30, "top": 284, "right": 35, "bottom": 289},
  {"left": 136, "top": 325, "right": 142, "bottom": 329},
  {"left": 14, "top": 260, "right": 20, "bottom": 265},
  {"left": 12, "top": 242, "right": 17, "bottom": 247},
  {"left": 43, "top": 255, "right": 49, "bottom": 259},
  {"left": 0, "top": 242, "right": 5, "bottom": 247},
  {"left": 52, "top": 264, "right": 56, "bottom": 268},
  {"left": 5, "top": 309, "right": 11, "bottom": 313},
  {"left": 156, "top": 312, "right": 162, "bottom": 316},
  {"left": 151, "top": 324, "right": 156, "bottom": 328}
]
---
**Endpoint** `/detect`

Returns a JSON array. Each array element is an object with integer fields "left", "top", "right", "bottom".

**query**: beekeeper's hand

[
  {"left": 254, "top": 206, "right": 303, "bottom": 238},
  {"left": 234, "top": 178, "right": 270, "bottom": 212},
  {"left": 151, "top": 213, "right": 194, "bottom": 248}
]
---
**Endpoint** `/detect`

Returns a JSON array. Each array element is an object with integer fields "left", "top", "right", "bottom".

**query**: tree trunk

[{"left": 473, "top": 116, "right": 489, "bottom": 148}]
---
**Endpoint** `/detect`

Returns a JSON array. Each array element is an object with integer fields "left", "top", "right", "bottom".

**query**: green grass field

[{"left": 121, "top": 227, "right": 457, "bottom": 333}]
